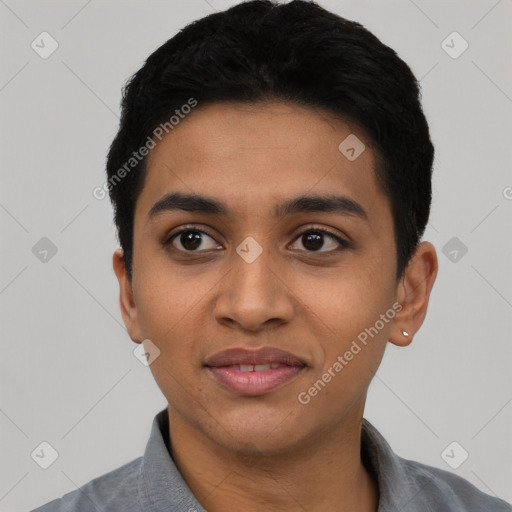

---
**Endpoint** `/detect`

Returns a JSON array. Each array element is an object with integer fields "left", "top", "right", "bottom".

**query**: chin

[{"left": 206, "top": 408, "right": 307, "bottom": 457}]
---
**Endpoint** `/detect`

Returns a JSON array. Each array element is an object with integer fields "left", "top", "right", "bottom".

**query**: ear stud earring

[{"left": 402, "top": 330, "right": 410, "bottom": 337}]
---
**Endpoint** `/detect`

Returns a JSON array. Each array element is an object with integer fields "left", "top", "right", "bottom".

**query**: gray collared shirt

[{"left": 31, "top": 408, "right": 511, "bottom": 511}]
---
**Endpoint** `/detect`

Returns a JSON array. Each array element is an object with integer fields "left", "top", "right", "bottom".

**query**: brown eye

[
  {"left": 165, "top": 228, "right": 220, "bottom": 252},
  {"left": 290, "top": 228, "right": 349, "bottom": 253}
]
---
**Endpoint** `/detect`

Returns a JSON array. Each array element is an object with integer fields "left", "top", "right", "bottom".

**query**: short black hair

[{"left": 106, "top": 0, "right": 434, "bottom": 281}]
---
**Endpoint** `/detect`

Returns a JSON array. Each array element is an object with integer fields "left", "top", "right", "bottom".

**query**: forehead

[{"left": 135, "top": 102, "right": 390, "bottom": 228}]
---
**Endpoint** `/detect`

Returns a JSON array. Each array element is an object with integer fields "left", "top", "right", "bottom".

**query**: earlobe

[
  {"left": 389, "top": 241, "right": 438, "bottom": 347},
  {"left": 389, "top": 326, "right": 414, "bottom": 347},
  {"left": 112, "top": 248, "right": 143, "bottom": 343}
]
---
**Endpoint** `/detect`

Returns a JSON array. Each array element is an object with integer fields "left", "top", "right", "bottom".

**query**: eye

[
  {"left": 163, "top": 225, "right": 349, "bottom": 255},
  {"left": 289, "top": 227, "right": 349, "bottom": 253},
  {"left": 165, "top": 227, "right": 221, "bottom": 252}
]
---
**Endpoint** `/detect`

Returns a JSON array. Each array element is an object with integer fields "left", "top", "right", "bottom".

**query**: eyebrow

[{"left": 148, "top": 192, "right": 368, "bottom": 221}]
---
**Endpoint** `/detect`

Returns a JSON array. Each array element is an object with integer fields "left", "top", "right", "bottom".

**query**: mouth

[{"left": 204, "top": 346, "right": 307, "bottom": 396}]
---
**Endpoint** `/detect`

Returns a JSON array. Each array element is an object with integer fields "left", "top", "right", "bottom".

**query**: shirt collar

[
  {"left": 138, "top": 408, "right": 207, "bottom": 512},
  {"left": 138, "top": 408, "right": 420, "bottom": 512},
  {"left": 361, "top": 418, "right": 422, "bottom": 510}
]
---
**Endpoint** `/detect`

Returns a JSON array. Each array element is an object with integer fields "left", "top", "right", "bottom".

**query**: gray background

[{"left": 1, "top": 0, "right": 511, "bottom": 510}]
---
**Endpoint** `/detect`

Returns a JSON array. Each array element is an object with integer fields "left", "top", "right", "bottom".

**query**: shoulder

[
  {"left": 400, "top": 456, "right": 512, "bottom": 511},
  {"left": 30, "top": 456, "right": 143, "bottom": 512},
  {"left": 361, "top": 418, "right": 510, "bottom": 511}
]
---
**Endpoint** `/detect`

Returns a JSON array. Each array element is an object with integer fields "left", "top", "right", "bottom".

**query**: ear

[
  {"left": 112, "top": 248, "right": 143, "bottom": 344},
  {"left": 388, "top": 241, "right": 438, "bottom": 347}
]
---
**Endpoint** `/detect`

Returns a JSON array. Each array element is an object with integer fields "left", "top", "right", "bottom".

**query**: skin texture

[{"left": 113, "top": 102, "right": 438, "bottom": 512}]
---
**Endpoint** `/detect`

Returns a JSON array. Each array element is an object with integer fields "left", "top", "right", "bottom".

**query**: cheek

[
  {"left": 296, "top": 259, "right": 394, "bottom": 378},
  {"left": 133, "top": 270, "right": 207, "bottom": 382},
  {"left": 296, "top": 259, "right": 392, "bottom": 332},
  {"left": 140, "top": 303, "right": 204, "bottom": 408},
  {"left": 296, "top": 304, "right": 389, "bottom": 421},
  {"left": 134, "top": 260, "right": 207, "bottom": 337}
]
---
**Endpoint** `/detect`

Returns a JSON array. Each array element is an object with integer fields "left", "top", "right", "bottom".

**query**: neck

[{"left": 166, "top": 406, "right": 379, "bottom": 512}]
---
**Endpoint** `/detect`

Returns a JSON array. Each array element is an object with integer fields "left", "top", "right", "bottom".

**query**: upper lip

[{"left": 204, "top": 347, "right": 307, "bottom": 367}]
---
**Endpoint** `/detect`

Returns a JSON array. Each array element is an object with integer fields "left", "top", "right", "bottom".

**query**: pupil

[
  {"left": 178, "top": 231, "right": 325, "bottom": 251},
  {"left": 181, "top": 231, "right": 202, "bottom": 250},
  {"left": 303, "top": 232, "right": 323, "bottom": 251}
]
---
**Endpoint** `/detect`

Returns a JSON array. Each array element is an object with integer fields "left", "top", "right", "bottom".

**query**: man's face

[{"left": 127, "top": 102, "right": 400, "bottom": 455}]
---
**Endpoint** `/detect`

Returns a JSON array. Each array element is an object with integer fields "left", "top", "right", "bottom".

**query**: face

[{"left": 118, "top": 102, "right": 410, "bottom": 456}]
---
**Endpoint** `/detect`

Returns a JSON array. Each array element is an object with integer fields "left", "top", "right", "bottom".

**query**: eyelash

[{"left": 162, "top": 224, "right": 350, "bottom": 254}]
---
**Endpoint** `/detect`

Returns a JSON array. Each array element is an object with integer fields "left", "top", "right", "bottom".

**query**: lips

[
  {"left": 204, "top": 347, "right": 306, "bottom": 368},
  {"left": 204, "top": 347, "right": 307, "bottom": 395}
]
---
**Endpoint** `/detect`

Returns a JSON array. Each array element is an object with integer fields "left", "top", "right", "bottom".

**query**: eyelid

[
  {"left": 291, "top": 224, "right": 350, "bottom": 249},
  {"left": 162, "top": 224, "right": 219, "bottom": 247},
  {"left": 163, "top": 223, "right": 350, "bottom": 252}
]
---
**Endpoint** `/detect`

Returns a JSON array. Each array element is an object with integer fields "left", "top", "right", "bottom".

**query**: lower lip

[{"left": 206, "top": 366, "right": 304, "bottom": 395}]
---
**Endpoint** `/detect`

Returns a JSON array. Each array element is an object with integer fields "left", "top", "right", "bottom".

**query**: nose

[{"left": 213, "top": 246, "right": 295, "bottom": 333}]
